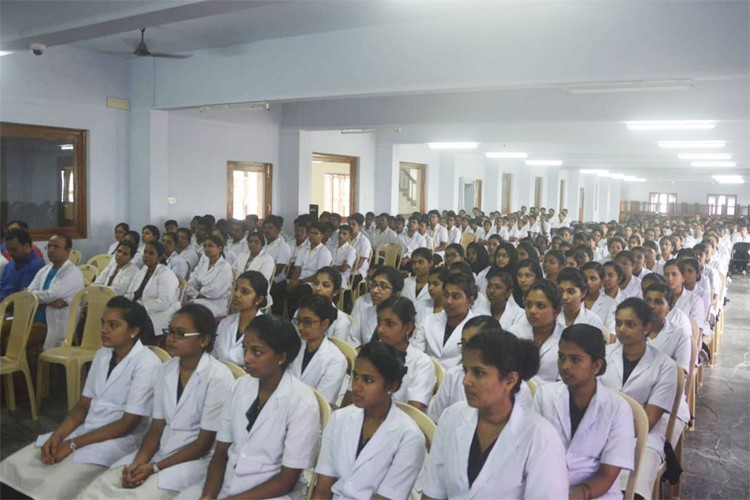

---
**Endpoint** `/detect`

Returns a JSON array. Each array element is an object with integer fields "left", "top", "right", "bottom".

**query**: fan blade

[{"left": 147, "top": 52, "right": 192, "bottom": 59}]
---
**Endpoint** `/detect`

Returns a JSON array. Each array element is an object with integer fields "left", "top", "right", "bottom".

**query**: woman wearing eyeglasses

[
  {"left": 79, "top": 304, "right": 234, "bottom": 499},
  {"left": 0, "top": 297, "right": 161, "bottom": 499},
  {"left": 288, "top": 294, "right": 348, "bottom": 406},
  {"left": 348, "top": 266, "right": 404, "bottom": 347}
]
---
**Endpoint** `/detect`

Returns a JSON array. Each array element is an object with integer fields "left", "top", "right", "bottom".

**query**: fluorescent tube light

[
  {"left": 626, "top": 120, "right": 715, "bottom": 130},
  {"left": 658, "top": 140, "right": 725, "bottom": 148},
  {"left": 712, "top": 175, "right": 744, "bottom": 184},
  {"left": 579, "top": 169, "right": 608, "bottom": 174},
  {"left": 0, "top": 51, "right": 13, "bottom": 57},
  {"left": 525, "top": 160, "right": 563, "bottom": 166},
  {"left": 677, "top": 153, "right": 732, "bottom": 160},
  {"left": 60, "top": 144, "right": 74, "bottom": 150},
  {"left": 485, "top": 152, "right": 528, "bottom": 159},
  {"left": 608, "top": 173, "right": 626, "bottom": 179},
  {"left": 691, "top": 161, "right": 737, "bottom": 167},
  {"left": 341, "top": 127, "right": 401, "bottom": 134},
  {"left": 624, "top": 176, "right": 647, "bottom": 182},
  {"left": 563, "top": 79, "right": 693, "bottom": 94},
  {"left": 428, "top": 142, "right": 479, "bottom": 150},
  {"left": 199, "top": 102, "right": 270, "bottom": 112}
]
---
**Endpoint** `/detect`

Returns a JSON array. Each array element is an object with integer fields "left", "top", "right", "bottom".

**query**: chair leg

[
  {"left": 671, "top": 436, "right": 684, "bottom": 499},
  {"left": 35, "top": 359, "right": 48, "bottom": 409},
  {"left": 3, "top": 372, "right": 16, "bottom": 411},
  {"left": 21, "top": 360, "right": 38, "bottom": 421},
  {"left": 66, "top": 364, "right": 80, "bottom": 411}
]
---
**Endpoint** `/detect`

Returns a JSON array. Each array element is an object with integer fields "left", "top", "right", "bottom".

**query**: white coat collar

[
  {"left": 346, "top": 400, "right": 403, "bottom": 472},
  {"left": 609, "top": 343, "right": 657, "bottom": 388},
  {"left": 550, "top": 380, "right": 605, "bottom": 446},
  {"left": 246, "top": 371, "right": 293, "bottom": 441},
  {"left": 102, "top": 340, "right": 146, "bottom": 392}
]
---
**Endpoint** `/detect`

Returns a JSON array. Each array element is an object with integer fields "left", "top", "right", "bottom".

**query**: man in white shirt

[
  {"left": 370, "top": 213, "right": 400, "bottom": 249},
  {"left": 332, "top": 225, "right": 357, "bottom": 285},
  {"left": 348, "top": 213, "right": 373, "bottom": 281},
  {"left": 427, "top": 210, "right": 449, "bottom": 256},
  {"left": 227, "top": 219, "right": 249, "bottom": 257},
  {"left": 399, "top": 216, "right": 427, "bottom": 263},
  {"left": 287, "top": 222, "right": 332, "bottom": 315},
  {"left": 176, "top": 228, "right": 199, "bottom": 271},
  {"left": 418, "top": 218, "right": 434, "bottom": 251},
  {"left": 446, "top": 213, "right": 461, "bottom": 244},
  {"left": 732, "top": 224, "right": 750, "bottom": 243}
]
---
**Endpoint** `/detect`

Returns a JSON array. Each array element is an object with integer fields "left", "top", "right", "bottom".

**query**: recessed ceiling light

[
  {"left": 712, "top": 175, "right": 744, "bottom": 184},
  {"left": 678, "top": 153, "right": 732, "bottom": 160},
  {"left": 579, "top": 169, "right": 608, "bottom": 174},
  {"left": 428, "top": 142, "right": 479, "bottom": 150},
  {"left": 485, "top": 152, "right": 528, "bottom": 159},
  {"left": 624, "top": 176, "right": 647, "bottom": 182},
  {"left": 658, "top": 140, "right": 725, "bottom": 148},
  {"left": 627, "top": 120, "right": 715, "bottom": 130},
  {"left": 60, "top": 144, "right": 74, "bottom": 150},
  {"left": 608, "top": 173, "right": 626, "bottom": 179},
  {"left": 691, "top": 161, "right": 737, "bottom": 167},
  {"left": 525, "top": 160, "right": 563, "bottom": 166}
]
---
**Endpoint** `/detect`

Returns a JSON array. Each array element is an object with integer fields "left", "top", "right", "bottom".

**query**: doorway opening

[
  {"left": 226, "top": 161, "right": 272, "bottom": 219},
  {"left": 398, "top": 162, "right": 426, "bottom": 214},
  {"left": 311, "top": 153, "right": 358, "bottom": 217}
]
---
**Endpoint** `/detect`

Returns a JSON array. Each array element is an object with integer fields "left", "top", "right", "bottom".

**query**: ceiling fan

[{"left": 132, "top": 27, "right": 191, "bottom": 59}]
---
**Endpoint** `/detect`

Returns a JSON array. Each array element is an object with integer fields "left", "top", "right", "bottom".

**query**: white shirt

[
  {"left": 370, "top": 227, "right": 400, "bottom": 249},
  {"left": 533, "top": 381, "right": 635, "bottom": 500},
  {"left": 447, "top": 226, "right": 462, "bottom": 245},
  {"left": 673, "top": 288, "right": 708, "bottom": 333},
  {"left": 422, "top": 401, "right": 568, "bottom": 499},
  {"left": 411, "top": 310, "right": 476, "bottom": 369},
  {"left": 126, "top": 264, "right": 180, "bottom": 334},
  {"left": 213, "top": 311, "right": 263, "bottom": 366},
  {"left": 289, "top": 337, "right": 348, "bottom": 405},
  {"left": 112, "top": 354, "right": 234, "bottom": 491},
  {"left": 36, "top": 342, "right": 160, "bottom": 466},
  {"left": 166, "top": 251, "right": 189, "bottom": 279},
  {"left": 555, "top": 307, "right": 607, "bottom": 340},
  {"left": 620, "top": 275, "right": 643, "bottom": 299},
  {"left": 648, "top": 319, "right": 692, "bottom": 380},
  {"left": 28, "top": 260, "right": 85, "bottom": 349},
  {"left": 186, "top": 257, "right": 234, "bottom": 317},
  {"left": 401, "top": 276, "right": 432, "bottom": 312},
  {"left": 295, "top": 243, "right": 333, "bottom": 281},
  {"left": 429, "top": 225, "right": 449, "bottom": 254},
  {"left": 496, "top": 299, "right": 526, "bottom": 331},
  {"left": 392, "top": 345, "right": 436, "bottom": 407},
  {"left": 315, "top": 402, "right": 426, "bottom": 499},
  {"left": 507, "top": 317, "right": 564, "bottom": 385},
  {"left": 264, "top": 237, "right": 292, "bottom": 283},
  {"left": 398, "top": 231, "right": 426, "bottom": 258},
  {"left": 332, "top": 243, "right": 357, "bottom": 285},
  {"left": 227, "top": 238, "right": 249, "bottom": 258},
  {"left": 235, "top": 251, "right": 275, "bottom": 283},
  {"left": 216, "top": 372, "right": 320, "bottom": 498},
  {"left": 179, "top": 247, "right": 199, "bottom": 272},
  {"left": 93, "top": 261, "right": 139, "bottom": 296},
  {"left": 350, "top": 232, "right": 373, "bottom": 278},
  {"left": 349, "top": 301, "right": 378, "bottom": 347},
  {"left": 587, "top": 292, "right": 617, "bottom": 335}
]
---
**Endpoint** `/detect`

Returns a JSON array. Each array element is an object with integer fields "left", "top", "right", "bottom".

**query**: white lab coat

[
  {"left": 179, "top": 247, "right": 200, "bottom": 272},
  {"left": 315, "top": 402, "right": 426, "bottom": 499},
  {"left": 93, "top": 261, "right": 139, "bottom": 296},
  {"left": 213, "top": 372, "right": 320, "bottom": 498},
  {"left": 289, "top": 337, "right": 348, "bottom": 405},
  {"left": 422, "top": 401, "right": 568, "bottom": 499},
  {"left": 496, "top": 299, "right": 526, "bottom": 331},
  {"left": 392, "top": 345, "right": 436, "bottom": 407},
  {"left": 186, "top": 257, "right": 234, "bottom": 318},
  {"left": 213, "top": 312, "right": 264, "bottom": 366},
  {"left": 556, "top": 306, "right": 608, "bottom": 340},
  {"left": 401, "top": 276, "right": 432, "bottom": 312},
  {"left": 600, "top": 343, "right": 678, "bottom": 458},
  {"left": 28, "top": 259, "right": 85, "bottom": 349},
  {"left": 411, "top": 310, "right": 476, "bottom": 369},
  {"left": 533, "top": 381, "right": 635, "bottom": 500},
  {"left": 507, "top": 317, "right": 564, "bottom": 385},
  {"left": 111, "top": 354, "right": 234, "bottom": 491},
  {"left": 35, "top": 341, "right": 160, "bottom": 465},
  {"left": 673, "top": 288, "right": 708, "bottom": 334},
  {"left": 235, "top": 252, "right": 275, "bottom": 283},
  {"left": 427, "top": 365, "right": 532, "bottom": 423},
  {"left": 126, "top": 264, "right": 180, "bottom": 335},
  {"left": 587, "top": 292, "right": 617, "bottom": 335},
  {"left": 619, "top": 276, "right": 643, "bottom": 299},
  {"left": 166, "top": 251, "right": 189, "bottom": 280},
  {"left": 349, "top": 302, "right": 378, "bottom": 348}
]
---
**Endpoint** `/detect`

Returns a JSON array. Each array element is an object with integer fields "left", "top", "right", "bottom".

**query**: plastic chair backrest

[
  {"left": 148, "top": 345, "right": 172, "bottom": 362},
  {"left": 61, "top": 288, "right": 88, "bottom": 348},
  {"left": 666, "top": 360, "right": 686, "bottom": 442},
  {"left": 177, "top": 276, "right": 188, "bottom": 303},
  {"left": 381, "top": 244, "right": 403, "bottom": 268},
  {"left": 618, "top": 391, "right": 649, "bottom": 500},
  {"left": 0, "top": 291, "right": 39, "bottom": 360},
  {"left": 86, "top": 253, "right": 112, "bottom": 272},
  {"left": 430, "top": 357, "right": 445, "bottom": 395},
  {"left": 461, "top": 232, "right": 478, "bottom": 250},
  {"left": 329, "top": 337, "right": 358, "bottom": 375},
  {"left": 395, "top": 401, "right": 436, "bottom": 451},
  {"left": 78, "top": 264, "right": 98, "bottom": 285},
  {"left": 312, "top": 388, "right": 332, "bottom": 428},
  {"left": 526, "top": 378, "right": 538, "bottom": 397},
  {"left": 68, "top": 249, "right": 82, "bottom": 265},
  {"left": 221, "top": 360, "right": 247, "bottom": 379},
  {"left": 80, "top": 286, "right": 117, "bottom": 350}
]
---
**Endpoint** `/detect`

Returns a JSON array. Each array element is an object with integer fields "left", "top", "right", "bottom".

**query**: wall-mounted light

[
  {"left": 341, "top": 127, "right": 401, "bottom": 134},
  {"left": 198, "top": 102, "right": 270, "bottom": 112},
  {"left": 712, "top": 175, "right": 744, "bottom": 184}
]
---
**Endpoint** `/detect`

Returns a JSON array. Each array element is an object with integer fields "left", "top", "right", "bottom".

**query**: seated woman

[
  {"left": 292, "top": 266, "right": 352, "bottom": 341},
  {"left": 349, "top": 266, "right": 403, "bottom": 348},
  {"left": 601, "top": 298, "right": 682, "bottom": 499},
  {"left": 412, "top": 272, "right": 477, "bottom": 369},
  {"left": 512, "top": 258, "right": 543, "bottom": 308},
  {"left": 289, "top": 294, "right": 348, "bottom": 405},
  {"left": 507, "top": 280, "right": 564, "bottom": 385},
  {"left": 107, "top": 222, "right": 129, "bottom": 254},
  {"left": 485, "top": 267, "right": 525, "bottom": 329},
  {"left": 542, "top": 249, "right": 566, "bottom": 284},
  {"left": 428, "top": 317, "right": 533, "bottom": 423},
  {"left": 161, "top": 232, "right": 189, "bottom": 280},
  {"left": 312, "top": 342, "right": 426, "bottom": 499},
  {"left": 602, "top": 261, "right": 626, "bottom": 304},
  {"left": 214, "top": 270, "right": 266, "bottom": 366},
  {"left": 126, "top": 241, "right": 180, "bottom": 344},
  {"left": 415, "top": 267, "right": 450, "bottom": 325},
  {"left": 556, "top": 267, "right": 607, "bottom": 338},
  {"left": 467, "top": 242, "right": 491, "bottom": 294},
  {"left": 533, "top": 324, "right": 635, "bottom": 500},
  {"left": 401, "top": 248, "right": 433, "bottom": 312},
  {"left": 79, "top": 304, "right": 234, "bottom": 499},
  {"left": 178, "top": 315, "right": 320, "bottom": 499},
  {"left": 422, "top": 328, "right": 568, "bottom": 499},
  {"left": 0, "top": 297, "right": 161, "bottom": 499},
  {"left": 582, "top": 262, "right": 617, "bottom": 336},
  {"left": 186, "top": 235, "right": 234, "bottom": 318},
  {"left": 372, "top": 297, "right": 435, "bottom": 411},
  {"left": 234, "top": 231, "right": 275, "bottom": 282},
  {"left": 94, "top": 239, "right": 140, "bottom": 295}
]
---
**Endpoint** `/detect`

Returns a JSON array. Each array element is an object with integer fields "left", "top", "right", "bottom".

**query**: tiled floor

[{"left": 2, "top": 278, "right": 749, "bottom": 498}]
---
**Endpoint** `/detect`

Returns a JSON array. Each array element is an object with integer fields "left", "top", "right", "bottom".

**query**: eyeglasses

[
  {"left": 161, "top": 329, "right": 202, "bottom": 339},
  {"left": 291, "top": 317, "right": 321, "bottom": 328},
  {"left": 367, "top": 280, "right": 392, "bottom": 291}
]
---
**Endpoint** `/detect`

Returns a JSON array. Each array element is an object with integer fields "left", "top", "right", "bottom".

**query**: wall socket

[{"left": 167, "top": 197, "right": 177, "bottom": 204}]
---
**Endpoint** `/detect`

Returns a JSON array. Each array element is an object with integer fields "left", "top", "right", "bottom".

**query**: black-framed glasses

[
  {"left": 291, "top": 317, "right": 321, "bottom": 328},
  {"left": 367, "top": 280, "right": 392, "bottom": 291},
  {"left": 161, "top": 329, "right": 202, "bottom": 339}
]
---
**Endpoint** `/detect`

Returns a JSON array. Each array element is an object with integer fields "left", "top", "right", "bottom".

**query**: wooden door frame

[
  {"left": 226, "top": 161, "right": 273, "bottom": 219},
  {"left": 312, "top": 152, "right": 358, "bottom": 216},
  {"left": 399, "top": 162, "right": 427, "bottom": 214}
]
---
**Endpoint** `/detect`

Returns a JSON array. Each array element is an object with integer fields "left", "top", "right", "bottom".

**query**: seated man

[
  {"left": 1, "top": 220, "right": 44, "bottom": 261},
  {"left": 0, "top": 229, "right": 45, "bottom": 301}
]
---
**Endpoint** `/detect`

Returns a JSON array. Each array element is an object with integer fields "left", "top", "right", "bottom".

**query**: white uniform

[
  {"left": 0, "top": 342, "right": 160, "bottom": 499},
  {"left": 370, "top": 227, "right": 400, "bottom": 250},
  {"left": 648, "top": 319, "right": 692, "bottom": 374},
  {"left": 93, "top": 261, "right": 139, "bottom": 296},
  {"left": 28, "top": 259, "right": 85, "bottom": 349},
  {"left": 411, "top": 310, "right": 476, "bottom": 369},
  {"left": 673, "top": 288, "right": 708, "bottom": 334},
  {"left": 398, "top": 231, "right": 426, "bottom": 258},
  {"left": 555, "top": 306, "right": 608, "bottom": 340},
  {"left": 126, "top": 264, "right": 180, "bottom": 335},
  {"left": 587, "top": 293, "right": 617, "bottom": 335},
  {"left": 289, "top": 337, "right": 348, "bottom": 405},
  {"left": 533, "top": 381, "right": 635, "bottom": 500},
  {"left": 264, "top": 237, "right": 292, "bottom": 283},
  {"left": 392, "top": 344, "right": 436, "bottom": 407},
  {"left": 186, "top": 257, "right": 234, "bottom": 318},
  {"left": 474, "top": 267, "right": 490, "bottom": 295},
  {"left": 166, "top": 251, "right": 189, "bottom": 280},
  {"left": 235, "top": 251, "right": 275, "bottom": 283},
  {"left": 401, "top": 276, "right": 432, "bottom": 312},
  {"left": 507, "top": 317, "right": 564, "bottom": 385},
  {"left": 178, "top": 247, "right": 199, "bottom": 272},
  {"left": 349, "top": 300, "right": 378, "bottom": 348},
  {"left": 295, "top": 243, "right": 333, "bottom": 281},
  {"left": 620, "top": 276, "right": 642, "bottom": 299},
  {"left": 496, "top": 300, "right": 526, "bottom": 331},
  {"left": 350, "top": 232, "right": 373, "bottom": 278},
  {"left": 422, "top": 401, "right": 568, "bottom": 499},
  {"left": 427, "top": 365, "right": 532, "bottom": 423},
  {"left": 213, "top": 312, "right": 263, "bottom": 366},
  {"left": 81, "top": 354, "right": 234, "bottom": 498},
  {"left": 315, "top": 402, "right": 426, "bottom": 499},
  {"left": 332, "top": 243, "right": 357, "bottom": 285}
]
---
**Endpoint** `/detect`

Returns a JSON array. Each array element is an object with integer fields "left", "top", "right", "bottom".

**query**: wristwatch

[
  {"left": 151, "top": 463, "right": 159, "bottom": 474},
  {"left": 69, "top": 440, "right": 77, "bottom": 452}
]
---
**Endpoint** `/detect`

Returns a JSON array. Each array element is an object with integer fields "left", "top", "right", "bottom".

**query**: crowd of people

[{"left": 0, "top": 206, "right": 746, "bottom": 499}]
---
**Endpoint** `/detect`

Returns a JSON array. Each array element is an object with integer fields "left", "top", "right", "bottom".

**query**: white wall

[
  {"left": 621, "top": 179, "right": 749, "bottom": 207},
  {"left": 393, "top": 144, "right": 440, "bottom": 212},
  {"left": 0, "top": 47, "right": 131, "bottom": 258}
]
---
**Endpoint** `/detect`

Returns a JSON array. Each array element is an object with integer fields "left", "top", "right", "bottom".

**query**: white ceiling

[{"left": 2, "top": 0, "right": 749, "bottom": 184}]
